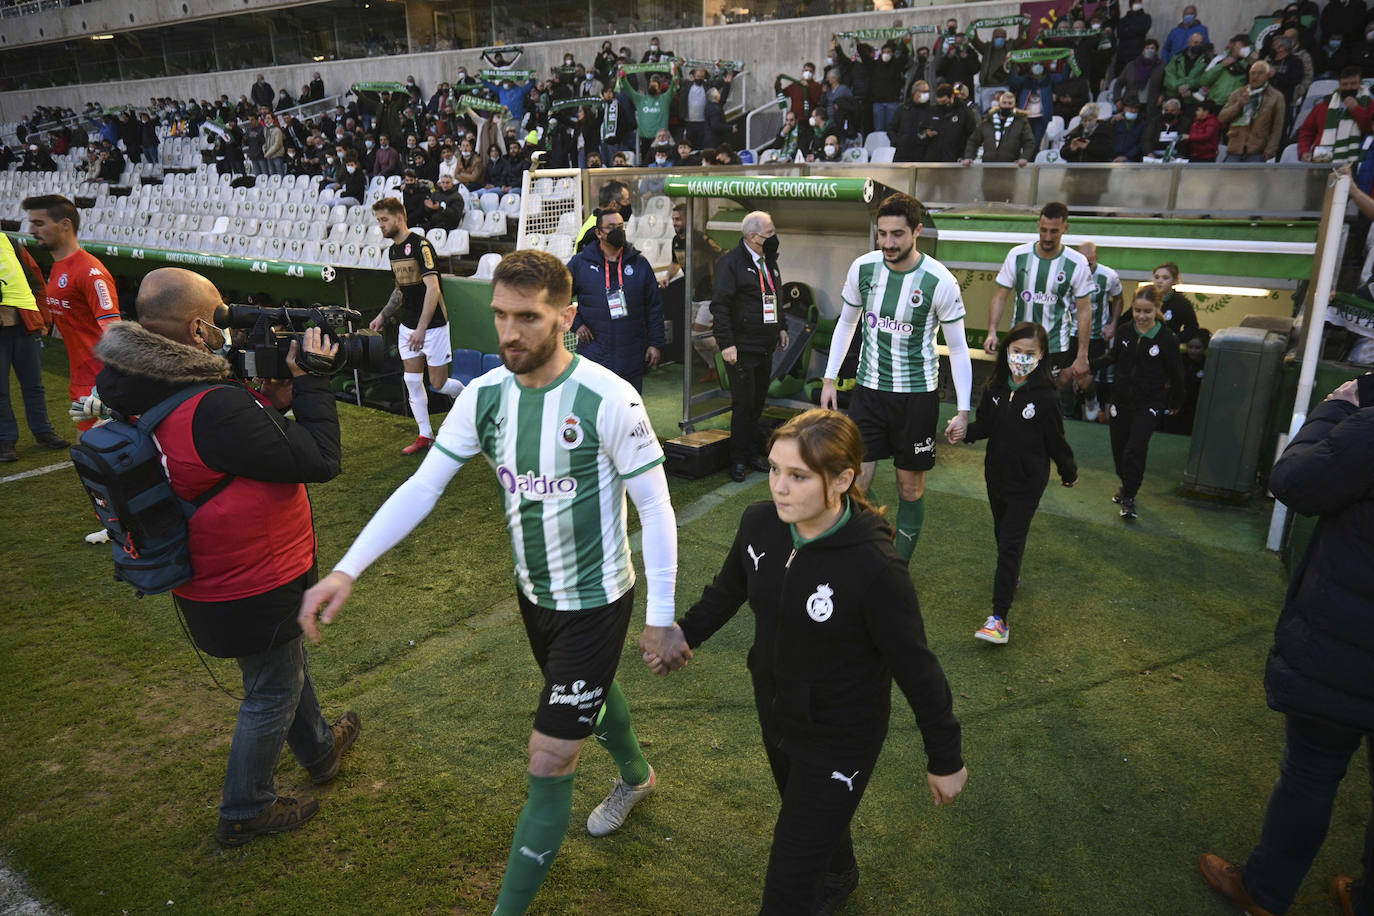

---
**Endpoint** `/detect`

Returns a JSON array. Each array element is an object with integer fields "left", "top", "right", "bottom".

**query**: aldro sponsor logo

[
  {"left": 1020, "top": 289, "right": 1059, "bottom": 307},
  {"left": 495, "top": 465, "right": 577, "bottom": 500},
  {"left": 865, "top": 312, "right": 914, "bottom": 335}
]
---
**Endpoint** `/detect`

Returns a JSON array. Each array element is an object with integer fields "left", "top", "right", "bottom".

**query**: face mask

[
  {"left": 881, "top": 52, "right": 893, "bottom": 62},
  {"left": 1240, "top": 46, "right": 1253, "bottom": 57},
  {"left": 1125, "top": 110, "right": 1139, "bottom": 121},
  {"left": 1182, "top": 13, "right": 1195, "bottom": 23},
  {"left": 1342, "top": 87, "right": 1360, "bottom": 98},
  {"left": 1091, "top": 22, "right": 1102, "bottom": 30},
  {"left": 1031, "top": 64, "right": 1045, "bottom": 76},
  {"left": 346, "top": 165, "right": 356, "bottom": 173},
  {"left": 326, "top": 157, "right": 337, "bottom": 164},
  {"left": 564, "top": 58, "right": 574, "bottom": 66},
  {"left": 457, "top": 72, "right": 467, "bottom": 80},
  {"left": 994, "top": 37, "right": 1006, "bottom": 48},
  {"left": 650, "top": 44, "right": 659, "bottom": 51},
  {"left": 762, "top": 235, "right": 780, "bottom": 258},
  {"left": 197, "top": 319, "right": 227, "bottom": 354},
  {"left": 1143, "top": 48, "right": 1157, "bottom": 60},
  {"left": 1131, "top": 2, "right": 1142, "bottom": 9},
  {"left": 605, "top": 227, "right": 626, "bottom": 248},
  {"left": 1007, "top": 351, "right": 1039, "bottom": 376},
  {"left": 1330, "top": 38, "right": 1343, "bottom": 48},
  {"left": 653, "top": 154, "right": 667, "bottom": 164},
  {"left": 803, "top": 70, "right": 815, "bottom": 80},
  {"left": 824, "top": 144, "right": 837, "bottom": 156},
  {"left": 916, "top": 92, "right": 929, "bottom": 103}
]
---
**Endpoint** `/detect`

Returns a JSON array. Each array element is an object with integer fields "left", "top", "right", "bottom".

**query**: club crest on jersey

[
  {"left": 404, "top": 243, "right": 412, "bottom": 256},
  {"left": 806, "top": 583, "right": 835, "bottom": 622},
  {"left": 1148, "top": 344, "right": 1160, "bottom": 357},
  {"left": 1055, "top": 270, "right": 1066, "bottom": 284},
  {"left": 909, "top": 288, "right": 924, "bottom": 306},
  {"left": 1022, "top": 402, "right": 1036, "bottom": 420},
  {"left": 57, "top": 274, "right": 68, "bottom": 289},
  {"left": 558, "top": 413, "right": 584, "bottom": 449}
]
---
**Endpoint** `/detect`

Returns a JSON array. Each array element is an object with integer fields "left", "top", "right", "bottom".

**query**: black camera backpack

[{"left": 70, "top": 384, "right": 234, "bottom": 597}]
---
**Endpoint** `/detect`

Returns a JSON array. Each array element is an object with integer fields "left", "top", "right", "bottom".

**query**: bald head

[
  {"left": 136, "top": 268, "right": 222, "bottom": 346},
  {"left": 1078, "top": 242, "right": 1098, "bottom": 269}
]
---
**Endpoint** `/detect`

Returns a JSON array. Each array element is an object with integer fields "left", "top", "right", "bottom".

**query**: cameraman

[{"left": 91, "top": 267, "right": 359, "bottom": 847}]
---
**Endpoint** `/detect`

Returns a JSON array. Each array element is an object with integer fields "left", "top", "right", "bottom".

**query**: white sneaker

[
  {"left": 85, "top": 529, "right": 110, "bottom": 544},
  {"left": 1083, "top": 395, "right": 1100, "bottom": 422},
  {"left": 586, "top": 765, "right": 656, "bottom": 837}
]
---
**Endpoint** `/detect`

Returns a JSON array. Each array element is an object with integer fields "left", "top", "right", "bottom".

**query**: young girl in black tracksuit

[
  {"left": 957, "top": 321, "right": 1077, "bottom": 645},
  {"left": 1090, "top": 285, "right": 1185, "bottom": 520},
  {"left": 666, "top": 409, "right": 966, "bottom": 915}
]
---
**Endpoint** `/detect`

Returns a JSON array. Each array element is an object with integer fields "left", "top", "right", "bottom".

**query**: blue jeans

[
  {"left": 1226, "top": 151, "right": 1265, "bottom": 163},
  {"left": 221, "top": 635, "right": 334, "bottom": 820},
  {"left": 872, "top": 102, "right": 899, "bottom": 133},
  {"left": 1244, "top": 715, "right": 1373, "bottom": 915},
  {"left": 0, "top": 325, "right": 56, "bottom": 443}
]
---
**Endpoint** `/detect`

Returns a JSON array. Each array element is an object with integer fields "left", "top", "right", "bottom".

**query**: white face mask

[
  {"left": 916, "top": 93, "right": 929, "bottom": 103},
  {"left": 656, "top": 155, "right": 667, "bottom": 164},
  {"left": 1008, "top": 352, "right": 1040, "bottom": 376},
  {"left": 346, "top": 165, "right": 356, "bottom": 173},
  {"left": 802, "top": 70, "right": 814, "bottom": 80},
  {"left": 824, "top": 144, "right": 837, "bottom": 156},
  {"left": 881, "top": 52, "right": 893, "bottom": 62}
]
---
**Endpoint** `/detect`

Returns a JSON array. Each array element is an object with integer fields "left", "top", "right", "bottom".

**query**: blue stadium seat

[
  {"left": 481, "top": 353, "right": 503, "bottom": 374},
  {"left": 450, "top": 348, "right": 483, "bottom": 385}
]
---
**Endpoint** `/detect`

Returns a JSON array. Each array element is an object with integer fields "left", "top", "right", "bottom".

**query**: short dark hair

[
  {"left": 597, "top": 180, "right": 629, "bottom": 207},
  {"left": 493, "top": 249, "right": 572, "bottom": 307},
  {"left": 875, "top": 192, "right": 924, "bottom": 231},
  {"left": 990, "top": 321, "right": 1052, "bottom": 390},
  {"left": 1341, "top": 66, "right": 1364, "bottom": 81},
  {"left": 596, "top": 207, "right": 625, "bottom": 229},
  {"left": 22, "top": 194, "right": 79, "bottom": 233},
  {"left": 1040, "top": 201, "right": 1069, "bottom": 222}
]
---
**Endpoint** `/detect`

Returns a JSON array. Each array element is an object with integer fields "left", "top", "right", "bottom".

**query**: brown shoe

[
  {"left": 215, "top": 795, "right": 319, "bottom": 847},
  {"left": 1198, "top": 854, "right": 1277, "bottom": 916},
  {"left": 306, "top": 711, "right": 361, "bottom": 784},
  {"left": 1331, "top": 875, "right": 1356, "bottom": 916}
]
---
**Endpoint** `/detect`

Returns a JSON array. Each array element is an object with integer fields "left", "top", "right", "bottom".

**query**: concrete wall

[{"left": 0, "top": 0, "right": 1265, "bottom": 124}]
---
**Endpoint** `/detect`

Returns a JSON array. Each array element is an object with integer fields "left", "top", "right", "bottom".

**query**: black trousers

[
  {"left": 989, "top": 490, "right": 1042, "bottom": 620},
  {"left": 728, "top": 350, "right": 771, "bottom": 464},
  {"left": 1110, "top": 405, "right": 1160, "bottom": 500},
  {"left": 758, "top": 732, "right": 879, "bottom": 915}
]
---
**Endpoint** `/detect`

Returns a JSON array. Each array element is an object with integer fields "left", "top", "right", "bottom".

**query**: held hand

[
  {"left": 1345, "top": 95, "right": 1361, "bottom": 112},
  {"left": 778, "top": 329, "right": 789, "bottom": 351},
  {"left": 1102, "top": 321, "right": 1115, "bottom": 341},
  {"left": 721, "top": 345, "right": 738, "bottom": 365},
  {"left": 576, "top": 325, "right": 594, "bottom": 344},
  {"left": 928, "top": 766, "right": 968, "bottom": 806},
  {"left": 944, "top": 412, "right": 968, "bottom": 445},
  {"left": 406, "top": 327, "right": 426, "bottom": 352},
  {"left": 639, "top": 624, "right": 692, "bottom": 674},
  {"left": 298, "top": 571, "right": 355, "bottom": 644},
  {"left": 983, "top": 333, "right": 998, "bottom": 355},
  {"left": 820, "top": 379, "right": 839, "bottom": 410},
  {"left": 645, "top": 345, "right": 661, "bottom": 368},
  {"left": 659, "top": 276, "right": 670, "bottom": 288},
  {"left": 1327, "top": 380, "right": 1360, "bottom": 404},
  {"left": 641, "top": 651, "right": 671, "bottom": 676},
  {"left": 1071, "top": 354, "right": 1090, "bottom": 382},
  {"left": 959, "top": 158, "right": 973, "bottom": 166}
]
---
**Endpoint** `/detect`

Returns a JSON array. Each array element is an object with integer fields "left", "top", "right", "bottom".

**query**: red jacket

[
  {"left": 1187, "top": 113, "right": 1221, "bottom": 161},
  {"left": 1297, "top": 96, "right": 1374, "bottom": 159}
]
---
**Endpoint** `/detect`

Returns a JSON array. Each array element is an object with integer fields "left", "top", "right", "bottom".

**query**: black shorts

[
  {"left": 518, "top": 586, "right": 634, "bottom": 740},
  {"left": 848, "top": 386, "right": 938, "bottom": 472}
]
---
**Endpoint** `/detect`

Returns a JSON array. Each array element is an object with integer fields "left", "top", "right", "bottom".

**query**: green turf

[{"left": 2, "top": 341, "right": 1367, "bottom": 915}]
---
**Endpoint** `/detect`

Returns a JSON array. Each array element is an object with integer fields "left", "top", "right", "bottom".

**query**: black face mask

[
  {"left": 762, "top": 235, "right": 780, "bottom": 258},
  {"left": 619, "top": 203, "right": 633, "bottom": 220},
  {"left": 605, "top": 227, "right": 626, "bottom": 249},
  {"left": 1342, "top": 88, "right": 1360, "bottom": 99}
]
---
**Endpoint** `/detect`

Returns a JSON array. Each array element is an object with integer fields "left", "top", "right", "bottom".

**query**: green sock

[
  {"left": 593, "top": 680, "right": 650, "bottom": 786},
  {"left": 492, "top": 772, "right": 575, "bottom": 916},
  {"left": 895, "top": 496, "right": 926, "bottom": 562}
]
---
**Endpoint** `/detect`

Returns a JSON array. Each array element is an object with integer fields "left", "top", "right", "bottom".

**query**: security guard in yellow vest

[{"left": 0, "top": 235, "right": 67, "bottom": 461}]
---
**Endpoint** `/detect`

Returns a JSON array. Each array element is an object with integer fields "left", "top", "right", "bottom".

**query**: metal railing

[{"left": 744, "top": 96, "right": 785, "bottom": 157}]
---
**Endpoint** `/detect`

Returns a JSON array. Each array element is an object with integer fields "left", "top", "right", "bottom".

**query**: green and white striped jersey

[
  {"left": 994, "top": 242, "right": 1095, "bottom": 353},
  {"left": 434, "top": 355, "right": 665, "bottom": 611},
  {"left": 1067, "top": 262, "right": 1123, "bottom": 341},
  {"left": 839, "top": 250, "right": 966, "bottom": 393}
]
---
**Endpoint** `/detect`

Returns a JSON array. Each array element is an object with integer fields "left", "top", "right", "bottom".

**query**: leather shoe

[
  {"left": 1198, "top": 854, "right": 1277, "bottom": 916},
  {"left": 748, "top": 455, "right": 770, "bottom": 473},
  {"left": 729, "top": 462, "right": 747, "bottom": 482}
]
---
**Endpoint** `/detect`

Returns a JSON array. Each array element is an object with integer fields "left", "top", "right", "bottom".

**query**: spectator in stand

[
  {"left": 1009, "top": 61, "right": 1065, "bottom": 148},
  {"left": 961, "top": 90, "right": 1035, "bottom": 165},
  {"left": 323, "top": 154, "right": 365, "bottom": 206},
  {"left": 277, "top": 88, "right": 294, "bottom": 111},
  {"left": 1220, "top": 60, "right": 1287, "bottom": 161},
  {"left": 310, "top": 72, "right": 325, "bottom": 102},
  {"left": 1145, "top": 98, "right": 1192, "bottom": 158},
  {"left": 706, "top": 85, "right": 730, "bottom": 149},
  {"left": 890, "top": 81, "right": 934, "bottom": 162},
  {"left": 770, "top": 109, "right": 803, "bottom": 160},
  {"left": 871, "top": 39, "right": 914, "bottom": 134},
  {"left": 19, "top": 143, "right": 58, "bottom": 174},
  {"left": 139, "top": 112, "right": 159, "bottom": 165},
  {"left": 811, "top": 134, "right": 843, "bottom": 163},
  {"left": 1265, "top": 34, "right": 1310, "bottom": 112},
  {"left": 119, "top": 112, "right": 142, "bottom": 165},
  {"left": 454, "top": 136, "right": 485, "bottom": 192},
  {"left": 1162, "top": 5, "right": 1209, "bottom": 62},
  {"left": 1117, "top": 0, "right": 1153, "bottom": 78},
  {"left": 776, "top": 64, "right": 824, "bottom": 121},
  {"left": 421, "top": 174, "right": 464, "bottom": 231},
  {"left": 489, "top": 140, "right": 529, "bottom": 193},
  {"left": 595, "top": 40, "right": 619, "bottom": 84},
  {"left": 1187, "top": 100, "right": 1221, "bottom": 161},
  {"left": 971, "top": 26, "right": 1015, "bottom": 88},
  {"left": 642, "top": 36, "right": 673, "bottom": 64},
  {"left": 245, "top": 117, "right": 267, "bottom": 176},
  {"left": 620, "top": 68, "right": 678, "bottom": 163},
  {"left": 434, "top": 142, "right": 458, "bottom": 183},
  {"left": 251, "top": 75, "right": 275, "bottom": 111},
  {"left": 1322, "top": 0, "right": 1368, "bottom": 45},
  {"left": 1164, "top": 32, "right": 1213, "bottom": 103},
  {"left": 905, "top": 43, "right": 936, "bottom": 96},
  {"left": 401, "top": 169, "right": 429, "bottom": 226},
  {"left": 1283, "top": 26, "right": 1318, "bottom": 96},
  {"left": 371, "top": 133, "right": 401, "bottom": 178},
  {"left": 1082, "top": 12, "right": 1118, "bottom": 89},
  {"left": 934, "top": 17, "right": 962, "bottom": 57},
  {"left": 924, "top": 83, "right": 977, "bottom": 162},
  {"left": 1060, "top": 102, "right": 1115, "bottom": 161},
  {"left": 1111, "top": 98, "right": 1147, "bottom": 161},
  {"left": 1200, "top": 34, "right": 1258, "bottom": 104},
  {"left": 679, "top": 68, "right": 732, "bottom": 149},
  {"left": 936, "top": 33, "right": 982, "bottom": 97},
  {"left": 1297, "top": 66, "right": 1374, "bottom": 161},
  {"left": 1118, "top": 39, "right": 1166, "bottom": 118}
]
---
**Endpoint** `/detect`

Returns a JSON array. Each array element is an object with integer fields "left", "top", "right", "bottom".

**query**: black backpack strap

[{"left": 134, "top": 383, "right": 238, "bottom": 508}]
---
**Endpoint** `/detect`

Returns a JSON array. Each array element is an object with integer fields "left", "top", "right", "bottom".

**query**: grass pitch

[{"left": 1, "top": 344, "right": 1367, "bottom": 915}]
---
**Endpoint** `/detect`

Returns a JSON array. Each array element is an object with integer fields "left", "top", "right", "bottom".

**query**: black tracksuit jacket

[
  {"left": 965, "top": 377, "right": 1077, "bottom": 499},
  {"left": 1090, "top": 323, "right": 1185, "bottom": 411},
  {"left": 678, "top": 501, "right": 964, "bottom": 775},
  {"left": 710, "top": 241, "right": 785, "bottom": 355}
]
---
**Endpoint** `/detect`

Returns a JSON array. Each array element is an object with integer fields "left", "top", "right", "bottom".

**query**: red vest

[{"left": 154, "top": 387, "right": 316, "bottom": 601}]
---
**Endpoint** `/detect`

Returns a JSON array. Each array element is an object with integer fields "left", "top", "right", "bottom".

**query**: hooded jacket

[
  {"left": 678, "top": 501, "right": 964, "bottom": 773},
  {"left": 93, "top": 321, "right": 341, "bottom": 656},
  {"left": 567, "top": 238, "right": 665, "bottom": 382},
  {"left": 965, "top": 375, "right": 1077, "bottom": 499},
  {"left": 1265, "top": 399, "right": 1374, "bottom": 733}
]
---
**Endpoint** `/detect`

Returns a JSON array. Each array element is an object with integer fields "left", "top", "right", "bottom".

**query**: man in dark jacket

[
  {"left": 923, "top": 83, "right": 978, "bottom": 161},
  {"left": 92, "top": 268, "right": 358, "bottom": 847},
  {"left": 420, "top": 174, "right": 464, "bottom": 231},
  {"left": 250, "top": 74, "right": 275, "bottom": 110},
  {"left": 889, "top": 82, "right": 935, "bottom": 162},
  {"left": 1115, "top": 2, "right": 1153, "bottom": 77},
  {"left": 567, "top": 209, "right": 664, "bottom": 392},
  {"left": 1200, "top": 376, "right": 1374, "bottom": 916},
  {"left": 711, "top": 210, "right": 788, "bottom": 481},
  {"left": 960, "top": 90, "right": 1036, "bottom": 164}
]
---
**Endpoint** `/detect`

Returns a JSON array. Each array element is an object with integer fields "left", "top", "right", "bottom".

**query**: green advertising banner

[
  {"left": 12, "top": 235, "right": 338, "bottom": 282},
  {"left": 664, "top": 175, "right": 878, "bottom": 202}
]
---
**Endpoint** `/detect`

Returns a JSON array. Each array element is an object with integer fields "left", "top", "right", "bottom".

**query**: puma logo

[
  {"left": 992, "top": 396, "right": 1000, "bottom": 406},
  {"left": 494, "top": 415, "right": 507, "bottom": 432},
  {"left": 519, "top": 846, "right": 553, "bottom": 865},
  {"left": 830, "top": 770, "right": 860, "bottom": 792},
  {"left": 747, "top": 544, "right": 765, "bottom": 571},
  {"left": 577, "top": 715, "right": 596, "bottom": 726},
  {"left": 593, "top": 731, "right": 610, "bottom": 742}
]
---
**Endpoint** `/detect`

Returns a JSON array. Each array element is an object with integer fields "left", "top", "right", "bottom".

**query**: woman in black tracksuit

[
  {"left": 1091, "top": 286, "right": 1185, "bottom": 519},
  {"left": 958, "top": 321, "right": 1077, "bottom": 646},
  {"left": 671, "top": 408, "right": 966, "bottom": 915}
]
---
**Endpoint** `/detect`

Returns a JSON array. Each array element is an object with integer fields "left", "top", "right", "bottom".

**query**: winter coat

[
  {"left": 888, "top": 100, "right": 934, "bottom": 161},
  {"left": 710, "top": 240, "right": 785, "bottom": 356},
  {"left": 965, "top": 377, "right": 1077, "bottom": 499},
  {"left": 567, "top": 240, "right": 665, "bottom": 382},
  {"left": 678, "top": 500, "right": 964, "bottom": 771},
  {"left": 964, "top": 110, "right": 1036, "bottom": 162},
  {"left": 1090, "top": 322, "right": 1185, "bottom": 410},
  {"left": 1219, "top": 84, "right": 1287, "bottom": 159},
  {"left": 1265, "top": 398, "right": 1374, "bottom": 733}
]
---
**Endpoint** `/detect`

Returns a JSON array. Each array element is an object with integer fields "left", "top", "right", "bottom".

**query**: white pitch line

[{"left": 0, "top": 461, "right": 73, "bottom": 485}]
